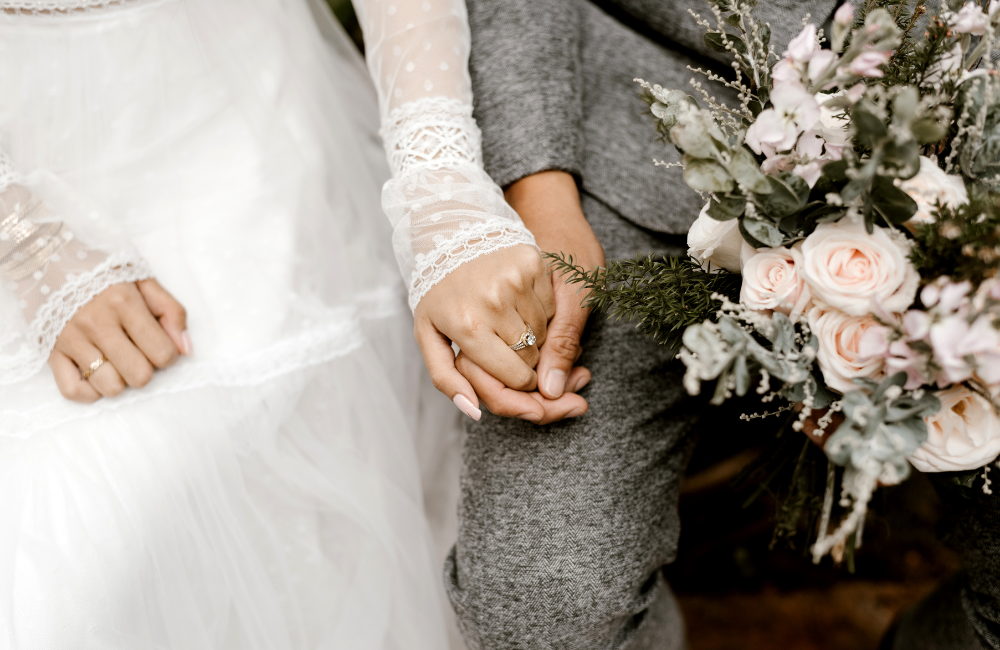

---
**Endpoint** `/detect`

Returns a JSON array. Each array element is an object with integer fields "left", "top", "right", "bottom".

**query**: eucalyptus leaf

[
  {"left": 727, "top": 147, "right": 772, "bottom": 193},
  {"left": 853, "top": 107, "right": 888, "bottom": 149},
  {"left": 871, "top": 175, "right": 918, "bottom": 224},
  {"left": 725, "top": 12, "right": 742, "bottom": 27},
  {"left": 705, "top": 32, "right": 748, "bottom": 55},
  {"left": 757, "top": 24, "right": 770, "bottom": 48},
  {"left": 758, "top": 174, "right": 806, "bottom": 219},
  {"left": 880, "top": 138, "right": 920, "bottom": 180},
  {"left": 704, "top": 32, "right": 729, "bottom": 53},
  {"left": 706, "top": 194, "right": 747, "bottom": 221},
  {"left": 741, "top": 217, "right": 783, "bottom": 247},
  {"left": 683, "top": 156, "right": 735, "bottom": 192},
  {"left": 734, "top": 354, "right": 751, "bottom": 396},
  {"left": 910, "top": 116, "right": 948, "bottom": 144}
]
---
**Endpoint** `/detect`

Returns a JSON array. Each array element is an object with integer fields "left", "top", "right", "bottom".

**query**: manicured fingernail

[
  {"left": 569, "top": 374, "right": 591, "bottom": 393},
  {"left": 544, "top": 369, "right": 567, "bottom": 398},
  {"left": 518, "top": 413, "right": 541, "bottom": 422},
  {"left": 181, "top": 330, "right": 193, "bottom": 356},
  {"left": 453, "top": 394, "right": 482, "bottom": 421},
  {"left": 566, "top": 408, "right": 585, "bottom": 418}
]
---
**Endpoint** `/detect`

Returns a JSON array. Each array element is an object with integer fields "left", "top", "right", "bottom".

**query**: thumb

[{"left": 537, "top": 302, "right": 588, "bottom": 400}]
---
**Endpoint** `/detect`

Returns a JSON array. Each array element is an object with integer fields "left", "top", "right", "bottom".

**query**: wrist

[{"left": 504, "top": 171, "right": 604, "bottom": 268}]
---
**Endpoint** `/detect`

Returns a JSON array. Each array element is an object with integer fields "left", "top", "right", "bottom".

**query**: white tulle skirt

[{"left": 0, "top": 0, "right": 458, "bottom": 648}]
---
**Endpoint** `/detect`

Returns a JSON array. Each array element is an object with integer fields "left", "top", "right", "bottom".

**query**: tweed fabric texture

[
  {"left": 466, "top": 0, "right": 838, "bottom": 235},
  {"left": 444, "top": 194, "right": 696, "bottom": 649},
  {"left": 455, "top": 1, "right": 838, "bottom": 647}
]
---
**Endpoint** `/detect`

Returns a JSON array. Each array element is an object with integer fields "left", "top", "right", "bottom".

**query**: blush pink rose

[
  {"left": 799, "top": 218, "right": 919, "bottom": 316},
  {"left": 909, "top": 386, "right": 1000, "bottom": 472},
  {"left": 740, "top": 245, "right": 812, "bottom": 320},
  {"left": 808, "top": 305, "right": 887, "bottom": 393}
]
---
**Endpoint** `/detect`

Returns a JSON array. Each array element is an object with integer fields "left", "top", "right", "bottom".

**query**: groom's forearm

[
  {"left": 504, "top": 171, "right": 602, "bottom": 267},
  {"left": 505, "top": 170, "right": 603, "bottom": 401}
]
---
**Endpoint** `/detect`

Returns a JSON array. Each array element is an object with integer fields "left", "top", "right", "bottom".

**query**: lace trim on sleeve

[
  {"left": 381, "top": 97, "right": 483, "bottom": 177},
  {"left": 408, "top": 216, "right": 535, "bottom": 311},
  {"left": 0, "top": 251, "right": 152, "bottom": 384}
]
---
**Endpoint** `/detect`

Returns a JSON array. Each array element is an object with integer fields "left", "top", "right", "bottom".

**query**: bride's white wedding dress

[{"left": 0, "top": 0, "right": 467, "bottom": 647}]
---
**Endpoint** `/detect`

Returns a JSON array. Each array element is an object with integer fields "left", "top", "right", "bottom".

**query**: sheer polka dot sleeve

[
  {"left": 0, "top": 153, "right": 151, "bottom": 384},
  {"left": 353, "top": 0, "right": 536, "bottom": 310}
]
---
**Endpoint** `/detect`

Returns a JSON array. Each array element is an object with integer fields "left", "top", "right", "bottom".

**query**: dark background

[{"left": 325, "top": 3, "right": 961, "bottom": 647}]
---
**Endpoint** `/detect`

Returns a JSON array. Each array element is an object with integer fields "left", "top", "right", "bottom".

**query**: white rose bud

[
  {"left": 799, "top": 217, "right": 920, "bottom": 316},
  {"left": 896, "top": 156, "right": 969, "bottom": 230},
  {"left": 808, "top": 304, "right": 887, "bottom": 393},
  {"left": 909, "top": 386, "right": 1000, "bottom": 472},
  {"left": 687, "top": 203, "right": 744, "bottom": 273}
]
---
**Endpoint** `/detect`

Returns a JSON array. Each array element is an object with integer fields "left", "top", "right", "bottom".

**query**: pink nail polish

[
  {"left": 566, "top": 408, "right": 585, "bottom": 418},
  {"left": 570, "top": 374, "right": 591, "bottom": 393},
  {"left": 518, "top": 413, "right": 541, "bottom": 422},
  {"left": 181, "top": 331, "right": 193, "bottom": 356},
  {"left": 453, "top": 394, "right": 482, "bottom": 421}
]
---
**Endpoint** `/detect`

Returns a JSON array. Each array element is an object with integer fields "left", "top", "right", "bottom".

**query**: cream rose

[
  {"left": 740, "top": 245, "right": 812, "bottom": 320},
  {"left": 687, "top": 203, "right": 744, "bottom": 273},
  {"left": 799, "top": 218, "right": 919, "bottom": 316},
  {"left": 909, "top": 386, "right": 1000, "bottom": 472},
  {"left": 896, "top": 156, "right": 968, "bottom": 229},
  {"left": 808, "top": 305, "right": 887, "bottom": 393}
]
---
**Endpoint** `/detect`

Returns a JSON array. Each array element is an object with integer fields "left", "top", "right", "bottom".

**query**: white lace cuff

[
  {"left": 408, "top": 216, "right": 536, "bottom": 311},
  {"left": 0, "top": 175, "right": 154, "bottom": 384}
]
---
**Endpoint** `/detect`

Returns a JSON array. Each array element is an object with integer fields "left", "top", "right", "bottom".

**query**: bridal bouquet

[{"left": 555, "top": 0, "right": 1000, "bottom": 560}]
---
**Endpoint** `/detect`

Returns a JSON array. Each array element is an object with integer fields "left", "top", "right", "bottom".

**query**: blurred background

[{"left": 325, "top": 3, "right": 963, "bottom": 648}]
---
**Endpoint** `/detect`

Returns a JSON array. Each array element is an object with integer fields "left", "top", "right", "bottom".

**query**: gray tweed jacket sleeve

[
  {"left": 468, "top": 0, "right": 839, "bottom": 234},
  {"left": 464, "top": 0, "right": 586, "bottom": 189}
]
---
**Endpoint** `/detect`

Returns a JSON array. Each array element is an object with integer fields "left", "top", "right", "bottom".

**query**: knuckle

[
  {"left": 131, "top": 364, "right": 155, "bottom": 388},
  {"left": 429, "top": 371, "right": 449, "bottom": 394},
  {"left": 482, "top": 288, "right": 506, "bottom": 312},
  {"left": 105, "top": 287, "right": 131, "bottom": 310},
  {"left": 520, "top": 347, "right": 540, "bottom": 369},
  {"left": 509, "top": 368, "right": 535, "bottom": 392},
  {"left": 149, "top": 344, "right": 178, "bottom": 369},
  {"left": 547, "top": 326, "right": 583, "bottom": 359},
  {"left": 456, "top": 311, "right": 483, "bottom": 337},
  {"left": 73, "top": 308, "right": 101, "bottom": 332}
]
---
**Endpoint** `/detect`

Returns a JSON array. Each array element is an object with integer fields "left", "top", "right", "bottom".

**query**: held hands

[
  {"left": 48, "top": 279, "right": 190, "bottom": 403},
  {"left": 415, "top": 170, "right": 604, "bottom": 425}
]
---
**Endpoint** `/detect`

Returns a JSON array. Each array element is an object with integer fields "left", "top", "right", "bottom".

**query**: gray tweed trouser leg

[{"left": 444, "top": 194, "right": 697, "bottom": 650}]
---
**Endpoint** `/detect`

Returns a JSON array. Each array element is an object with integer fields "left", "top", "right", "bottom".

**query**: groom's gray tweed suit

[{"left": 442, "top": 1, "right": 836, "bottom": 649}]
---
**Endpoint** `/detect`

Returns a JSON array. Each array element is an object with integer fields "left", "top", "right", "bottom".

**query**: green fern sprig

[{"left": 545, "top": 252, "right": 742, "bottom": 350}]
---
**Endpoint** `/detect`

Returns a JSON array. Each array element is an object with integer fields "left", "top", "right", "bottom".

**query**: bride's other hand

[
  {"left": 48, "top": 279, "right": 189, "bottom": 403},
  {"left": 414, "top": 243, "right": 556, "bottom": 420}
]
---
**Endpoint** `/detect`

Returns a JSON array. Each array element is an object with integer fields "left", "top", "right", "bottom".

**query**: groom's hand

[{"left": 506, "top": 170, "right": 605, "bottom": 408}]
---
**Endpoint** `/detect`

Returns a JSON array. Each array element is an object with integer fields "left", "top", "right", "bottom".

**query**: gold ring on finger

[
  {"left": 508, "top": 324, "right": 536, "bottom": 351},
  {"left": 81, "top": 355, "right": 108, "bottom": 381}
]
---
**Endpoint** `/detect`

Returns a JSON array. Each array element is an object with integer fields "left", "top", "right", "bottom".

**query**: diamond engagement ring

[
  {"left": 509, "top": 325, "right": 536, "bottom": 351},
  {"left": 81, "top": 354, "right": 108, "bottom": 381}
]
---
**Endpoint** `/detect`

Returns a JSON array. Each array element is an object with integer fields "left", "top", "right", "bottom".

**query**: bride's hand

[
  {"left": 48, "top": 279, "right": 189, "bottom": 403},
  {"left": 414, "top": 243, "right": 557, "bottom": 420}
]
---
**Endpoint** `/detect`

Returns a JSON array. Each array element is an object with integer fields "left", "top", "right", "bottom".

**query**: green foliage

[
  {"left": 909, "top": 189, "right": 1000, "bottom": 285},
  {"left": 544, "top": 253, "right": 741, "bottom": 350},
  {"left": 954, "top": 74, "right": 1000, "bottom": 192}
]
